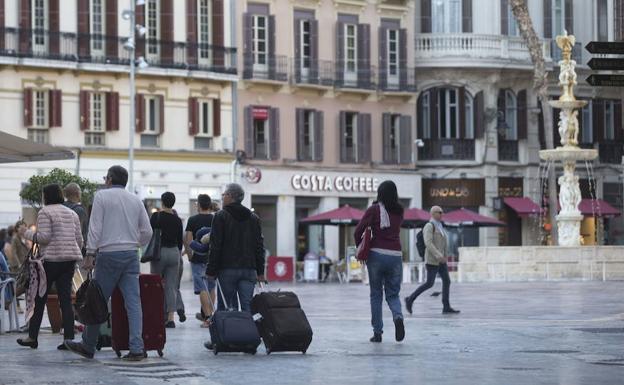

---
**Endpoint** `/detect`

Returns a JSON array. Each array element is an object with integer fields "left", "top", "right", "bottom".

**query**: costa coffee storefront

[
  {"left": 241, "top": 168, "right": 422, "bottom": 263},
  {"left": 421, "top": 178, "right": 486, "bottom": 257}
]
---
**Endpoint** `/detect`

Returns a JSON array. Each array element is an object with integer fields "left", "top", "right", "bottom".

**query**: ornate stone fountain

[{"left": 539, "top": 32, "right": 598, "bottom": 246}]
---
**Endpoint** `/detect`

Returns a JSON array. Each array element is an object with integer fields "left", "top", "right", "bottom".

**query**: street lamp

[{"left": 122, "top": 1, "right": 147, "bottom": 193}]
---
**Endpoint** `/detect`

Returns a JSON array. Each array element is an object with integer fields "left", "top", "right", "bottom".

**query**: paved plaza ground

[{"left": 1, "top": 280, "right": 623, "bottom": 385}]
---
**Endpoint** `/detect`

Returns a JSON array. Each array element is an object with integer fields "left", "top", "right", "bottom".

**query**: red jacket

[{"left": 354, "top": 204, "right": 403, "bottom": 252}]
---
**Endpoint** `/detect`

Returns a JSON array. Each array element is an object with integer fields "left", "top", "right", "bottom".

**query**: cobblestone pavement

[{"left": 1, "top": 280, "right": 623, "bottom": 385}]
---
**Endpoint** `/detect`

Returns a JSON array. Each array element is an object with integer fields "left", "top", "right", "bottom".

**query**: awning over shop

[
  {"left": 578, "top": 199, "right": 621, "bottom": 218},
  {"left": 503, "top": 197, "right": 543, "bottom": 216},
  {"left": 0, "top": 131, "right": 74, "bottom": 163}
]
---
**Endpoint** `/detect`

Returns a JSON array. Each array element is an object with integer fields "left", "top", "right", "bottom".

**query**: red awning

[
  {"left": 578, "top": 199, "right": 621, "bottom": 217},
  {"left": 503, "top": 197, "right": 543, "bottom": 216},
  {"left": 299, "top": 205, "right": 365, "bottom": 225},
  {"left": 402, "top": 208, "right": 431, "bottom": 228},
  {"left": 442, "top": 208, "right": 505, "bottom": 227}
]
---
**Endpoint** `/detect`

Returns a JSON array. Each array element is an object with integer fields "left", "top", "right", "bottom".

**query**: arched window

[{"left": 417, "top": 87, "right": 475, "bottom": 140}]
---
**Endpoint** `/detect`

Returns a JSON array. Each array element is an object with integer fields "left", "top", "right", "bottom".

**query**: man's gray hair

[
  {"left": 224, "top": 183, "right": 245, "bottom": 203},
  {"left": 64, "top": 183, "right": 81, "bottom": 200},
  {"left": 430, "top": 205, "right": 443, "bottom": 215}
]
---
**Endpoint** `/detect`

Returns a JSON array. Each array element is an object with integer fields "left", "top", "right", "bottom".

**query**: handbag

[
  {"left": 15, "top": 236, "right": 38, "bottom": 296},
  {"left": 74, "top": 272, "right": 109, "bottom": 325},
  {"left": 141, "top": 212, "right": 162, "bottom": 263},
  {"left": 356, "top": 226, "right": 373, "bottom": 261}
]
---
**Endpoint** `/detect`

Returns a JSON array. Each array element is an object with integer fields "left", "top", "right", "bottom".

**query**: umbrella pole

[{"left": 345, "top": 225, "right": 350, "bottom": 284}]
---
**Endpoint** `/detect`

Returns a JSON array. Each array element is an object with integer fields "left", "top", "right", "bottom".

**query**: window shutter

[
  {"left": 430, "top": 88, "right": 439, "bottom": 139},
  {"left": 497, "top": 89, "right": 505, "bottom": 133},
  {"left": 339, "top": 111, "right": 347, "bottom": 162},
  {"left": 79, "top": 90, "right": 90, "bottom": 131},
  {"left": 336, "top": 22, "right": 345, "bottom": 85},
  {"left": 474, "top": 90, "right": 485, "bottom": 138},
  {"left": 106, "top": 92, "right": 119, "bottom": 132},
  {"left": 135, "top": 94, "right": 145, "bottom": 133},
  {"left": 421, "top": 0, "right": 432, "bottom": 33},
  {"left": 269, "top": 107, "right": 280, "bottom": 160},
  {"left": 0, "top": 0, "right": 4, "bottom": 50},
  {"left": 382, "top": 113, "right": 392, "bottom": 163},
  {"left": 552, "top": 107, "right": 561, "bottom": 145},
  {"left": 538, "top": 100, "right": 545, "bottom": 148},
  {"left": 543, "top": 0, "right": 552, "bottom": 38},
  {"left": 358, "top": 113, "right": 372, "bottom": 163},
  {"left": 49, "top": 0, "right": 60, "bottom": 55},
  {"left": 135, "top": 4, "right": 145, "bottom": 58},
  {"left": 294, "top": 19, "right": 302, "bottom": 83},
  {"left": 577, "top": 100, "right": 585, "bottom": 142},
  {"left": 399, "top": 29, "right": 408, "bottom": 89},
  {"left": 186, "top": 0, "right": 198, "bottom": 65},
  {"left": 357, "top": 24, "right": 371, "bottom": 88},
  {"left": 188, "top": 97, "right": 198, "bottom": 135},
  {"left": 213, "top": 0, "right": 225, "bottom": 67},
  {"left": 244, "top": 106, "right": 254, "bottom": 157},
  {"left": 158, "top": 95, "right": 165, "bottom": 134},
  {"left": 296, "top": 108, "right": 305, "bottom": 160},
  {"left": 500, "top": 0, "right": 509, "bottom": 35},
  {"left": 592, "top": 100, "right": 604, "bottom": 142},
  {"left": 564, "top": 0, "right": 573, "bottom": 34},
  {"left": 378, "top": 27, "right": 387, "bottom": 89},
  {"left": 459, "top": 87, "right": 466, "bottom": 139},
  {"left": 616, "top": 0, "right": 624, "bottom": 41},
  {"left": 310, "top": 19, "right": 319, "bottom": 84},
  {"left": 23, "top": 88, "right": 33, "bottom": 127},
  {"left": 462, "top": 0, "right": 472, "bottom": 33},
  {"left": 314, "top": 110, "right": 323, "bottom": 162},
  {"left": 517, "top": 89, "right": 527, "bottom": 139},
  {"left": 49, "top": 89, "right": 62, "bottom": 128},
  {"left": 77, "top": 0, "right": 90, "bottom": 58},
  {"left": 268, "top": 15, "right": 277, "bottom": 80},
  {"left": 161, "top": 0, "right": 174, "bottom": 65},
  {"left": 242, "top": 14, "right": 253, "bottom": 79},
  {"left": 400, "top": 116, "right": 413, "bottom": 164},
  {"left": 614, "top": 100, "right": 623, "bottom": 141},
  {"left": 417, "top": 93, "right": 425, "bottom": 139},
  {"left": 19, "top": 0, "right": 31, "bottom": 54},
  {"left": 105, "top": 0, "right": 118, "bottom": 60},
  {"left": 213, "top": 98, "right": 221, "bottom": 136}
]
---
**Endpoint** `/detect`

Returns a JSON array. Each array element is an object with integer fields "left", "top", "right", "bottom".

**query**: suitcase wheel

[
  {"left": 266, "top": 349, "right": 271, "bottom": 355},
  {"left": 157, "top": 350, "right": 164, "bottom": 357},
  {"left": 302, "top": 350, "right": 307, "bottom": 354},
  {"left": 115, "top": 350, "right": 121, "bottom": 358},
  {"left": 213, "top": 350, "right": 218, "bottom": 356}
]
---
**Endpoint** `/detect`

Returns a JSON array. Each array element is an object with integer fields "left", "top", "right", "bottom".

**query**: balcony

[
  {"left": 334, "top": 62, "right": 377, "bottom": 97},
  {"left": 414, "top": 33, "right": 551, "bottom": 68},
  {"left": 378, "top": 66, "right": 417, "bottom": 94},
  {"left": 418, "top": 139, "right": 475, "bottom": 161},
  {"left": 242, "top": 53, "right": 288, "bottom": 83},
  {"left": 0, "top": 28, "right": 237, "bottom": 75},
  {"left": 291, "top": 59, "right": 335, "bottom": 88},
  {"left": 599, "top": 142, "right": 624, "bottom": 164},
  {"left": 498, "top": 140, "right": 519, "bottom": 162}
]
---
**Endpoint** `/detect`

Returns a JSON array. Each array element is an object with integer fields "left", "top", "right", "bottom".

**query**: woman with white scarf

[{"left": 354, "top": 180, "right": 405, "bottom": 343}]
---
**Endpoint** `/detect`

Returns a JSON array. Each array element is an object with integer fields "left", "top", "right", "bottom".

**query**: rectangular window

[
  {"left": 432, "top": 0, "right": 461, "bottom": 33},
  {"left": 198, "top": 100, "right": 213, "bottom": 136},
  {"left": 344, "top": 24, "right": 358, "bottom": 82},
  {"left": 421, "top": 92, "right": 431, "bottom": 139},
  {"left": 146, "top": 0, "right": 160, "bottom": 57},
  {"left": 252, "top": 15, "right": 268, "bottom": 68},
  {"left": 254, "top": 118, "right": 269, "bottom": 159},
  {"left": 390, "top": 115, "right": 401, "bottom": 163},
  {"left": 300, "top": 20, "right": 311, "bottom": 73},
  {"left": 581, "top": 103, "right": 593, "bottom": 143},
  {"left": 505, "top": 91, "right": 518, "bottom": 140},
  {"left": 28, "top": 128, "right": 49, "bottom": 144},
  {"left": 32, "top": 0, "right": 49, "bottom": 53},
  {"left": 90, "top": 93, "right": 106, "bottom": 132},
  {"left": 387, "top": 29, "right": 399, "bottom": 85},
  {"left": 145, "top": 96, "right": 160, "bottom": 134},
  {"left": 91, "top": 0, "right": 106, "bottom": 55},
  {"left": 300, "top": 110, "right": 315, "bottom": 160},
  {"left": 344, "top": 112, "right": 358, "bottom": 162},
  {"left": 553, "top": 0, "right": 564, "bottom": 36},
  {"left": 440, "top": 88, "right": 459, "bottom": 139},
  {"left": 597, "top": 0, "right": 608, "bottom": 41},
  {"left": 605, "top": 100, "right": 615, "bottom": 140},
  {"left": 507, "top": 2, "right": 519, "bottom": 36},
  {"left": 33, "top": 90, "right": 49, "bottom": 128},
  {"left": 464, "top": 91, "right": 474, "bottom": 139},
  {"left": 198, "top": 0, "right": 212, "bottom": 63}
]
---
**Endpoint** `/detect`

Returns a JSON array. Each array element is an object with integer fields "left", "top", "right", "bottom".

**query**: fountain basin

[
  {"left": 539, "top": 147, "right": 598, "bottom": 162},
  {"left": 549, "top": 100, "right": 587, "bottom": 109}
]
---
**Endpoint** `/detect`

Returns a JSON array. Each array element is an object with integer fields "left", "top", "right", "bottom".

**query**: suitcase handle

[{"left": 207, "top": 278, "right": 235, "bottom": 311}]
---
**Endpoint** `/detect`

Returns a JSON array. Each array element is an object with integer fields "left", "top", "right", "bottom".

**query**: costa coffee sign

[{"left": 291, "top": 174, "right": 379, "bottom": 193}]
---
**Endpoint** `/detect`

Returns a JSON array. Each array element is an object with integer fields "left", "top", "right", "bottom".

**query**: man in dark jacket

[
  {"left": 206, "top": 183, "right": 265, "bottom": 312},
  {"left": 63, "top": 183, "right": 89, "bottom": 252}
]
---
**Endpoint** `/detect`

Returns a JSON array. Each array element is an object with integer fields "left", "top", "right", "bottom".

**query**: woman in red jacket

[{"left": 354, "top": 180, "right": 405, "bottom": 343}]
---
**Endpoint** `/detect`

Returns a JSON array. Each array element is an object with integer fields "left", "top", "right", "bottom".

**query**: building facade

[{"left": 0, "top": 0, "right": 238, "bottom": 225}]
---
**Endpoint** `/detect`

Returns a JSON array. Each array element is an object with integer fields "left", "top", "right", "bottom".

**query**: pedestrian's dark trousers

[
  {"left": 29, "top": 260, "right": 76, "bottom": 340},
  {"left": 407, "top": 263, "right": 451, "bottom": 309}
]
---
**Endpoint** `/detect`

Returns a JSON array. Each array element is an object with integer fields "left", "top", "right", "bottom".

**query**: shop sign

[
  {"left": 244, "top": 167, "right": 262, "bottom": 184},
  {"left": 498, "top": 177, "right": 523, "bottom": 198},
  {"left": 422, "top": 179, "right": 485, "bottom": 207},
  {"left": 291, "top": 174, "right": 379, "bottom": 193},
  {"left": 252, "top": 107, "right": 269, "bottom": 120}
]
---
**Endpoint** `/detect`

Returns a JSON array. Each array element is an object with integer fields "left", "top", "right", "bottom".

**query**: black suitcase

[
  {"left": 251, "top": 290, "right": 313, "bottom": 354},
  {"left": 208, "top": 280, "right": 261, "bottom": 355}
]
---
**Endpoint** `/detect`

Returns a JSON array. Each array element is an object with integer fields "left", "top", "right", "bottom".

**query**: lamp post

[{"left": 122, "top": 0, "right": 147, "bottom": 193}]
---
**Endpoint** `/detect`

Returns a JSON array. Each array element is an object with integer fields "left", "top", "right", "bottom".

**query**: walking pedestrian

[
  {"left": 404, "top": 206, "right": 460, "bottom": 315},
  {"left": 9, "top": 220, "right": 29, "bottom": 274},
  {"left": 184, "top": 194, "right": 216, "bottom": 327},
  {"left": 64, "top": 165, "right": 152, "bottom": 361},
  {"left": 63, "top": 183, "right": 89, "bottom": 253},
  {"left": 354, "top": 180, "right": 405, "bottom": 343},
  {"left": 16, "top": 184, "right": 83, "bottom": 350},
  {"left": 150, "top": 192, "right": 183, "bottom": 328}
]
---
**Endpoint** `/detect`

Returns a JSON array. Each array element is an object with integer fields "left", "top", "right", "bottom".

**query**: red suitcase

[{"left": 111, "top": 274, "right": 166, "bottom": 357}]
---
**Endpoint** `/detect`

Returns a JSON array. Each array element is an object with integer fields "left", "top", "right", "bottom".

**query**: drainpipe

[{"left": 230, "top": 0, "right": 239, "bottom": 183}]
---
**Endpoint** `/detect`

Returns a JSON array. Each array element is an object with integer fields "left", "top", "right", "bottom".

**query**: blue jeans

[
  {"left": 82, "top": 250, "right": 143, "bottom": 354},
  {"left": 216, "top": 268, "right": 257, "bottom": 312},
  {"left": 191, "top": 262, "right": 215, "bottom": 294},
  {"left": 367, "top": 251, "right": 403, "bottom": 334}
]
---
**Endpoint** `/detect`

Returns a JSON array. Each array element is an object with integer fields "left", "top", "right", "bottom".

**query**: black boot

[
  {"left": 369, "top": 332, "right": 382, "bottom": 343},
  {"left": 394, "top": 318, "right": 405, "bottom": 342},
  {"left": 16, "top": 338, "right": 38, "bottom": 349}
]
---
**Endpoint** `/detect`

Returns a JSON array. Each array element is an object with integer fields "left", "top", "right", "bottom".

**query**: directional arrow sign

[
  {"left": 586, "top": 74, "right": 624, "bottom": 87},
  {"left": 585, "top": 41, "right": 624, "bottom": 54},
  {"left": 587, "top": 58, "right": 624, "bottom": 70}
]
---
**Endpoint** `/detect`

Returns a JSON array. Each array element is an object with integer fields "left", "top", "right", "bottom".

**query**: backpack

[{"left": 416, "top": 223, "right": 434, "bottom": 260}]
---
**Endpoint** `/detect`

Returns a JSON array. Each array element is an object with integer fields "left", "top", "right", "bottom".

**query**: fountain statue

[{"left": 539, "top": 32, "right": 598, "bottom": 246}]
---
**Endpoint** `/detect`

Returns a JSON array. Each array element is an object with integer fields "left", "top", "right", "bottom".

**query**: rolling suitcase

[
  {"left": 251, "top": 288, "right": 313, "bottom": 354},
  {"left": 111, "top": 274, "right": 166, "bottom": 357},
  {"left": 208, "top": 280, "right": 261, "bottom": 355}
]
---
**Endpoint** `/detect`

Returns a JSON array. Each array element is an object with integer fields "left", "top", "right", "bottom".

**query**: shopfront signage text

[{"left": 291, "top": 174, "right": 379, "bottom": 193}]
